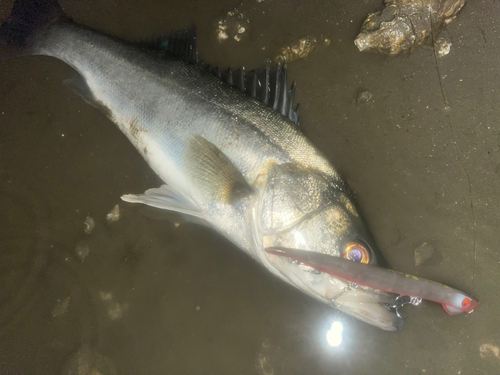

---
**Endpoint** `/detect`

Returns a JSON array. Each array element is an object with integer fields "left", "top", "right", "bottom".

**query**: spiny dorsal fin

[
  {"left": 140, "top": 27, "right": 299, "bottom": 125},
  {"left": 210, "top": 61, "right": 300, "bottom": 126}
]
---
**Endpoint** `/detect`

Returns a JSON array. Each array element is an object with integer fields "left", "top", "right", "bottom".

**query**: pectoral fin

[
  {"left": 121, "top": 185, "right": 204, "bottom": 219},
  {"left": 184, "top": 135, "right": 253, "bottom": 204}
]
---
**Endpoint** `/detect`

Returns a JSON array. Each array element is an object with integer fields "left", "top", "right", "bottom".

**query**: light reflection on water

[{"left": 326, "top": 321, "right": 343, "bottom": 347}]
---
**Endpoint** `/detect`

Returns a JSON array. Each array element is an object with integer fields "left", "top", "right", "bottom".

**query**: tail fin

[{"left": 0, "top": 0, "right": 64, "bottom": 58}]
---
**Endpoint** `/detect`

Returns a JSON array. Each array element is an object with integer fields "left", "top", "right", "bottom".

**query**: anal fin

[{"left": 64, "top": 76, "right": 114, "bottom": 119}]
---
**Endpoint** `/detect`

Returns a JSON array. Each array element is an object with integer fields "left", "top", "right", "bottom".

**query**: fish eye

[
  {"left": 461, "top": 298, "right": 471, "bottom": 308},
  {"left": 342, "top": 241, "right": 369, "bottom": 264}
]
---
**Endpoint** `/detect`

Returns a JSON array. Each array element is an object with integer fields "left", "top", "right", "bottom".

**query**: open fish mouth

[
  {"left": 263, "top": 247, "right": 404, "bottom": 331},
  {"left": 265, "top": 246, "right": 478, "bottom": 331}
]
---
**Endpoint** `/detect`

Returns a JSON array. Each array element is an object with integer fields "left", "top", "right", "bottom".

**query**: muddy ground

[{"left": 0, "top": 0, "right": 499, "bottom": 374}]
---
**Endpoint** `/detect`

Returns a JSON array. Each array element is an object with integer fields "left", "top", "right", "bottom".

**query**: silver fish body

[{"left": 1, "top": 3, "right": 402, "bottom": 331}]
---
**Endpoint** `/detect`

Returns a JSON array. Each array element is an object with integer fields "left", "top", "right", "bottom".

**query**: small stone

[
  {"left": 195, "top": 305, "right": 201, "bottom": 311},
  {"left": 106, "top": 204, "right": 120, "bottom": 223},
  {"left": 84, "top": 216, "right": 95, "bottom": 234},
  {"left": 435, "top": 37, "right": 452, "bottom": 57},
  {"left": 357, "top": 91, "right": 373, "bottom": 104},
  {"left": 414, "top": 242, "right": 435, "bottom": 266}
]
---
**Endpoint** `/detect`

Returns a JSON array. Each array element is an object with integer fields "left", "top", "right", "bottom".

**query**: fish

[{"left": 0, "top": 0, "right": 404, "bottom": 330}]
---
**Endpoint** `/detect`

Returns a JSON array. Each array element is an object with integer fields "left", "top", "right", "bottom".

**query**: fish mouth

[{"left": 264, "top": 247, "right": 403, "bottom": 331}]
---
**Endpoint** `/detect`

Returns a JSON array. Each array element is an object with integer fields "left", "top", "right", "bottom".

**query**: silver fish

[{"left": 0, "top": 0, "right": 402, "bottom": 330}]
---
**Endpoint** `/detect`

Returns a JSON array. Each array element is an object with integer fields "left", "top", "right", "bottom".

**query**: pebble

[{"left": 414, "top": 242, "right": 435, "bottom": 266}]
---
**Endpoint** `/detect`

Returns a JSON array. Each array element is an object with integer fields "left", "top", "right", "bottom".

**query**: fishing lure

[{"left": 266, "top": 247, "right": 479, "bottom": 315}]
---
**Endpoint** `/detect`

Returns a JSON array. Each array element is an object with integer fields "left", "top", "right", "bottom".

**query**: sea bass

[{"left": 0, "top": 0, "right": 403, "bottom": 330}]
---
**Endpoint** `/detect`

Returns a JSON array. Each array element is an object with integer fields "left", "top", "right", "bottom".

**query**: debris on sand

[
  {"left": 480, "top": 343, "right": 500, "bottom": 359},
  {"left": 435, "top": 37, "right": 452, "bottom": 57},
  {"left": 357, "top": 90, "right": 373, "bottom": 104},
  {"left": 355, "top": 0, "right": 465, "bottom": 55},
  {"left": 216, "top": 9, "right": 250, "bottom": 43},
  {"left": 106, "top": 204, "right": 120, "bottom": 223},
  {"left": 83, "top": 216, "right": 95, "bottom": 234},
  {"left": 414, "top": 242, "right": 435, "bottom": 266},
  {"left": 275, "top": 36, "right": 331, "bottom": 63}
]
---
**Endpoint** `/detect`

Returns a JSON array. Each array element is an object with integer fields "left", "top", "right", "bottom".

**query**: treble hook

[{"left": 388, "top": 295, "right": 422, "bottom": 319}]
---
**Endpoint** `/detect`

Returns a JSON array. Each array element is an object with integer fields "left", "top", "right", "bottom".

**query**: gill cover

[{"left": 254, "top": 163, "right": 380, "bottom": 262}]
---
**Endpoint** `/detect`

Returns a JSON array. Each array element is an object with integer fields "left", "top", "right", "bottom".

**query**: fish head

[{"left": 253, "top": 163, "right": 402, "bottom": 331}]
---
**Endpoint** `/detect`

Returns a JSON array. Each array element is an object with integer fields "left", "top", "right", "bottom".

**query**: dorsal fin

[
  {"left": 139, "top": 25, "right": 198, "bottom": 63},
  {"left": 140, "top": 27, "right": 299, "bottom": 126},
  {"left": 210, "top": 61, "right": 300, "bottom": 126}
]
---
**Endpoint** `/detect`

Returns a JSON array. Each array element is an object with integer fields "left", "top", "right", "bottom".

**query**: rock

[
  {"left": 414, "top": 242, "right": 435, "bottom": 266},
  {"left": 355, "top": 0, "right": 465, "bottom": 55}
]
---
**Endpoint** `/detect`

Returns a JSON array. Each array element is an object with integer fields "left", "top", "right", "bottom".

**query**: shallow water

[{"left": 0, "top": 0, "right": 499, "bottom": 374}]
